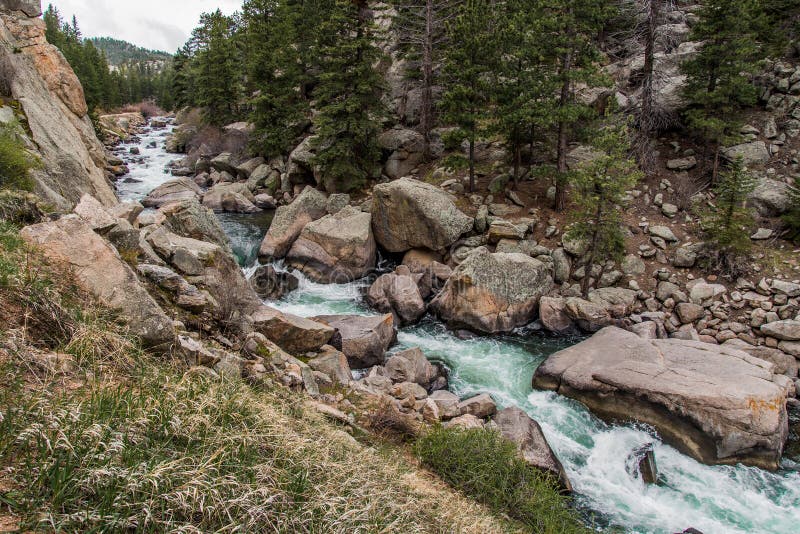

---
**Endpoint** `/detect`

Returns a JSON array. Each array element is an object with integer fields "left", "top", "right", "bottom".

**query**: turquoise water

[{"left": 118, "top": 133, "right": 800, "bottom": 534}]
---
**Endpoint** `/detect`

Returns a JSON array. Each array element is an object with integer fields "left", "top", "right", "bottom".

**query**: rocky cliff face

[{"left": 0, "top": 0, "right": 117, "bottom": 209}]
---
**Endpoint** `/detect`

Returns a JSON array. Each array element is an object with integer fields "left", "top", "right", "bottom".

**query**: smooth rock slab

[
  {"left": 533, "top": 327, "right": 789, "bottom": 470},
  {"left": 21, "top": 216, "right": 173, "bottom": 349}
]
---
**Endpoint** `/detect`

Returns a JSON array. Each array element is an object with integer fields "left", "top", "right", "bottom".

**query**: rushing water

[{"left": 118, "top": 123, "right": 800, "bottom": 534}]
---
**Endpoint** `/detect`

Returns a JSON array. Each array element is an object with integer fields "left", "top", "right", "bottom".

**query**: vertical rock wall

[{"left": 0, "top": 0, "right": 117, "bottom": 209}]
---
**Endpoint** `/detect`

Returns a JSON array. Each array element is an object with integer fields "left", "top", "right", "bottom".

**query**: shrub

[
  {"left": 415, "top": 427, "right": 588, "bottom": 534},
  {"left": 0, "top": 121, "right": 40, "bottom": 192}
]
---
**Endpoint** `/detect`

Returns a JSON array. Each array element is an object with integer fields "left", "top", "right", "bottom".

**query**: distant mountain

[{"left": 89, "top": 37, "right": 171, "bottom": 66}]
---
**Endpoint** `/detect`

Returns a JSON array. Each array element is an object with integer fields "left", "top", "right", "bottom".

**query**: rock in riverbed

[{"left": 533, "top": 327, "right": 789, "bottom": 470}]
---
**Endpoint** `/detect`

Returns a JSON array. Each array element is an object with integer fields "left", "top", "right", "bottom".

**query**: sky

[{"left": 47, "top": 1, "right": 242, "bottom": 52}]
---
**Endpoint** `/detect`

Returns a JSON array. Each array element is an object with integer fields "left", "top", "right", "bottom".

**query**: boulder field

[{"left": 533, "top": 327, "right": 790, "bottom": 470}]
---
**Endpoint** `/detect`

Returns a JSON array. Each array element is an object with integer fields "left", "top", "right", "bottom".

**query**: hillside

[{"left": 90, "top": 36, "right": 171, "bottom": 66}]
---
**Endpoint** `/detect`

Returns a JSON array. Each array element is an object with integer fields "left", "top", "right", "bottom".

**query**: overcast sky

[{"left": 47, "top": 1, "right": 242, "bottom": 52}]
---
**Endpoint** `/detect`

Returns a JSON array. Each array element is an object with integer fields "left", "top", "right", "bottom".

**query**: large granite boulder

[
  {"left": 533, "top": 327, "right": 789, "bottom": 470},
  {"left": 378, "top": 127, "right": 425, "bottom": 179},
  {"left": 371, "top": 177, "right": 473, "bottom": 253},
  {"left": 366, "top": 266, "right": 426, "bottom": 325},
  {"left": 142, "top": 178, "right": 201, "bottom": 208},
  {"left": 286, "top": 206, "right": 376, "bottom": 283},
  {"left": 202, "top": 182, "right": 261, "bottom": 214},
  {"left": 747, "top": 178, "right": 792, "bottom": 217},
  {"left": 250, "top": 306, "right": 335, "bottom": 355},
  {"left": 159, "top": 199, "right": 232, "bottom": 253},
  {"left": 431, "top": 249, "right": 553, "bottom": 333},
  {"left": 311, "top": 314, "right": 397, "bottom": 369},
  {"left": 385, "top": 347, "right": 439, "bottom": 389},
  {"left": 721, "top": 141, "right": 770, "bottom": 165},
  {"left": 258, "top": 186, "right": 327, "bottom": 261},
  {"left": 21, "top": 216, "right": 173, "bottom": 349},
  {"left": 494, "top": 407, "right": 572, "bottom": 493}
]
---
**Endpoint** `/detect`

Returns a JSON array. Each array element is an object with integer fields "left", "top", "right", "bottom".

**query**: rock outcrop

[
  {"left": 311, "top": 314, "right": 397, "bottom": 369},
  {"left": 20, "top": 215, "right": 173, "bottom": 349},
  {"left": 494, "top": 407, "right": 572, "bottom": 493},
  {"left": 431, "top": 249, "right": 553, "bottom": 333},
  {"left": 0, "top": 1, "right": 117, "bottom": 209},
  {"left": 286, "top": 206, "right": 376, "bottom": 283},
  {"left": 259, "top": 186, "right": 327, "bottom": 260},
  {"left": 371, "top": 177, "right": 473, "bottom": 253},
  {"left": 533, "top": 327, "right": 789, "bottom": 470}
]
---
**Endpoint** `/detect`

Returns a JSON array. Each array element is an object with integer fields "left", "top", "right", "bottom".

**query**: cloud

[{"left": 46, "top": 0, "right": 243, "bottom": 52}]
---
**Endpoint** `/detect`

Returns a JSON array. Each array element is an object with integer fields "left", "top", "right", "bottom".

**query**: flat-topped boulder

[
  {"left": 533, "top": 327, "right": 789, "bottom": 470},
  {"left": 494, "top": 407, "right": 572, "bottom": 493},
  {"left": 259, "top": 186, "right": 327, "bottom": 261},
  {"left": 159, "top": 199, "right": 232, "bottom": 253},
  {"left": 21, "top": 216, "right": 173, "bottom": 349},
  {"left": 286, "top": 206, "right": 375, "bottom": 283},
  {"left": 311, "top": 314, "right": 396, "bottom": 369},
  {"left": 371, "top": 177, "right": 473, "bottom": 253},
  {"left": 202, "top": 182, "right": 261, "bottom": 213},
  {"left": 250, "top": 306, "right": 335, "bottom": 355},
  {"left": 431, "top": 249, "right": 553, "bottom": 333},
  {"left": 142, "top": 178, "right": 201, "bottom": 208}
]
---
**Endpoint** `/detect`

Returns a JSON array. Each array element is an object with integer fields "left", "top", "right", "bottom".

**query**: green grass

[
  {"left": 415, "top": 427, "right": 590, "bottom": 534},
  {"left": 0, "top": 121, "right": 40, "bottom": 192}
]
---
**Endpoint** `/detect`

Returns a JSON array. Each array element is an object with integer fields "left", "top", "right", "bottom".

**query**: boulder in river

[
  {"left": 371, "top": 177, "right": 473, "bottom": 253},
  {"left": 367, "top": 266, "right": 426, "bottom": 325},
  {"left": 311, "top": 314, "right": 397, "bottom": 369},
  {"left": 250, "top": 305, "right": 335, "bottom": 355},
  {"left": 142, "top": 178, "right": 201, "bottom": 208},
  {"left": 494, "top": 407, "right": 573, "bottom": 493},
  {"left": 285, "top": 206, "right": 376, "bottom": 283},
  {"left": 249, "top": 265, "right": 299, "bottom": 300},
  {"left": 258, "top": 186, "right": 328, "bottom": 261},
  {"left": 431, "top": 249, "right": 553, "bottom": 333},
  {"left": 533, "top": 327, "right": 789, "bottom": 470},
  {"left": 202, "top": 182, "right": 261, "bottom": 214}
]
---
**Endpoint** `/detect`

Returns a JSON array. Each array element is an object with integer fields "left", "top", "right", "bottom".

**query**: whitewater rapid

[{"left": 118, "top": 124, "right": 800, "bottom": 534}]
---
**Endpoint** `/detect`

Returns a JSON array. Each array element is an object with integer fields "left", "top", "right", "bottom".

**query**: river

[{"left": 116, "top": 120, "right": 800, "bottom": 534}]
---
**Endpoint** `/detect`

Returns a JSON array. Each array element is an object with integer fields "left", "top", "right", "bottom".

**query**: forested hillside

[
  {"left": 89, "top": 36, "right": 171, "bottom": 66},
  {"left": 42, "top": 4, "right": 175, "bottom": 111}
]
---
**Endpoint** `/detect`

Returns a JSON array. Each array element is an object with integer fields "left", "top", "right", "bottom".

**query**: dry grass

[{"left": 0, "top": 222, "right": 524, "bottom": 534}]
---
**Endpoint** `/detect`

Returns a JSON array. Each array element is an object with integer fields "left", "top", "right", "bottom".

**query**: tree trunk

[
  {"left": 469, "top": 135, "right": 476, "bottom": 193},
  {"left": 555, "top": 51, "right": 573, "bottom": 213},
  {"left": 641, "top": 0, "right": 659, "bottom": 132},
  {"left": 712, "top": 143, "right": 721, "bottom": 184},
  {"left": 421, "top": 0, "right": 434, "bottom": 160}
]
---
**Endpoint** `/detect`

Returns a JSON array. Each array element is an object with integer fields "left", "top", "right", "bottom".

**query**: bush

[
  {"left": 415, "top": 427, "right": 588, "bottom": 534},
  {"left": 0, "top": 121, "right": 40, "bottom": 191}
]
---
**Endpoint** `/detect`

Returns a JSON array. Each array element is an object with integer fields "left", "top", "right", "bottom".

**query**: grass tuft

[{"left": 415, "top": 427, "right": 589, "bottom": 534}]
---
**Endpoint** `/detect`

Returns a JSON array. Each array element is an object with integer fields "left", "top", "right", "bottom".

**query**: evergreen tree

[
  {"left": 311, "top": 0, "right": 385, "bottom": 193},
  {"left": 439, "top": 0, "right": 500, "bottom": 193},
  {"left": 782, "top": 179, "right": 800, "bottom": 244},
  {"left": 392, "top": 0, "right": 458, "bottom": 158},
  {"left": 193, "top": 10, "right": 242, "bottom": 126},
  {"left": 681, "top": 0, "right": 763, "bottom": 183},
  {"left": 565, "top": 121, "right": 642, "bottom": 296},
  {"left": 536, "top": 0, "right": 614, "bottom": 211},
  {"left": 700, "top": 157, "right": 757, "bottom": 276},
  {"left": 243, "top": 0, "right": 331, "bottom": 157}
]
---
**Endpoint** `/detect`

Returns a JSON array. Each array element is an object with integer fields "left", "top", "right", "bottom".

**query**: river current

[{"left": 116, "top": 120, "right": 800, "bottom": 534}]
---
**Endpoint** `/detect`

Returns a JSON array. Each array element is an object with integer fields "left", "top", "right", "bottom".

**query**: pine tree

[
  {"left": 311, "top": 0, "right": 385, "bottom": 193},
  {"left": 493, "top": 0, "right": 557, "bottom": 186},
  {"left": 536, "top": 0, "right": 614, "bottom": 211},
  {"left": 439, "top": 0, "right": 500, "bottom": 193},
  {"left": 565, "top": 121, "right": 642, "bottom": 296},
  {"left": 700, "top": 157, "right": 758, "bottom": 276},
  {"left": 391, "top": 0, "right": 458, "bottom": 158},
  {"left": 243, "top": 0, "right": 331, "bottom": 158},
  {"left": 782, "top": 179, "right": 800, "bottom": 244},
  {"left": 681, "top": 0, "right": 763, "bottom": 183},
  {"left": 193, "top": 10, "right": 242, "bottom": 126}
]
